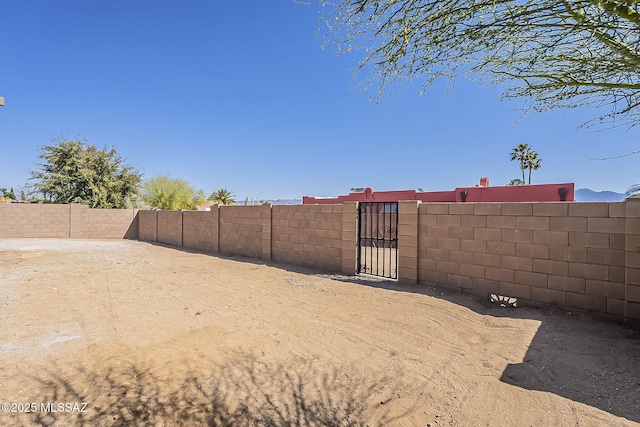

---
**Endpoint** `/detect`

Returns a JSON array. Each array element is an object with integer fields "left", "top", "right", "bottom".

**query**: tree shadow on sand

[
  {"left": 317, "top": 275, "right": 640, "bottom": 423},
  {"left": 499, "top": 317, "right": 640, "bottom": 423},
  {"left": 25, "top": 352, "right": 414, "bottom": 426}
]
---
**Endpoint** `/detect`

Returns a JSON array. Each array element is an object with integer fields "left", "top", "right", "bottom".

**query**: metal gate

[{"left": 357, "top": 202, "right": 398, "bottom": 279}]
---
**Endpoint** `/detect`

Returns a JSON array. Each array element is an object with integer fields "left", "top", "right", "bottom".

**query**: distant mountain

[{"left": 575, "top": 188, "right": 626, "bottom": 202}]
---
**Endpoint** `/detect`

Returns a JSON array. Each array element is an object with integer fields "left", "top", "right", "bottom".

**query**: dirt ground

[{"left": 0, "top": 239, "right": 639, "bottom": 426}]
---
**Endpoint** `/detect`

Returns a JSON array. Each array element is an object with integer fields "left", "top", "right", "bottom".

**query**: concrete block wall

[
  {"left": 0, "top": 203, "right": 69, "bottom": 238},
  {"left": 157, "top": 211, "right": 183, "bottom": 247},
  {"left": 138, "top": 210, "right": 158, "bottom": 242},
  {"left": 407, "top": 200, "right": 639, "bottom": 321},
  {"left": 69, "top": 204, "right": 138, "bottom": 239},
  {"left": 0, "top": 203, "right": 137, "bottom": 239},
  {"left": 132, "top": 200, "right": 639, "bottom": 322},
  {"left": 626, "top": 199, "right": 640, "bottom": 320},
  {"left": 135, "top": 204, "right": 359, "bottom": 274},
  {"left": 271, "top": 204, "right": 343, "bottom": 272},
  {"left": 219, "top": 205, "right": 271, "bottom": 259},
  {"left": 183, "top": 209, "right": 218, "bottom": 253},
  {"left": 341, "top": 202, "right": 358, "bottom": 275},
  {"left": 398, "top": 201, "right": 420, "bottom": 283},
  {"left": 4, "top": 201, "right": 638, "bottom": 322}
]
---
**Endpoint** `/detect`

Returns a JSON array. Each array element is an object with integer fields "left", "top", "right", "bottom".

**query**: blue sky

[{"left": 0, "top": 1, "right": 637, "bottom": 200}]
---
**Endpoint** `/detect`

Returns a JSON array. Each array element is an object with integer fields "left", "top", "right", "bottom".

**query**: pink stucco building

[{"left": 303, "top": 178, "right": 575, "bottom": 204}]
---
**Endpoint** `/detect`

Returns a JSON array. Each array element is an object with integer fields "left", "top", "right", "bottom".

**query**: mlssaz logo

[{"left": 41, "top": 402, "right": 88, "bottom": 413}]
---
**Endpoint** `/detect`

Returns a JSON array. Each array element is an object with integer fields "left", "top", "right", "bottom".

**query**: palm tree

[
  {"left": 507, "top": 178, "right": 525, "bottom": 186},
  {"left": 510, "top": 143, "right": 532, "bottom": 183},
  {"left": 209, "top": 188, "right": 236, "bottom": 205},
  {"left": 525, "top": 151, "right": 542, "bottom": 184}
]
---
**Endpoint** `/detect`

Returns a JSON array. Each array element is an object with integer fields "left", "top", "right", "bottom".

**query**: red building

[{"left": 303, "top": 178, "right": 574, "bottom": 204}]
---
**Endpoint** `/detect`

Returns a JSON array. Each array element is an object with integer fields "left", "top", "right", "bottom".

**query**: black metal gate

[{"left": 357, "top": 202, "right": 398, "bottom": 279}]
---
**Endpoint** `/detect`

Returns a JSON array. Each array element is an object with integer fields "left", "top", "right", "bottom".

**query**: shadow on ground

[
  {"left": 25, "top": 352, "right": 412, "bottom": 426},
  {"left": 499, "top": 317, "right": 640, "bottom": 423},
  {"left": 137, "top": 242, "right": 640, "bottom": 423},
  {"left": 331, "top": 274, "right": 640, "bottom": 423}
]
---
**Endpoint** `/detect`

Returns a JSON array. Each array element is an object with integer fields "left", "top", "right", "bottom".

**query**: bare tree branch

[{"left": 318, "top": 0, "right": 640, "bottom": 129}]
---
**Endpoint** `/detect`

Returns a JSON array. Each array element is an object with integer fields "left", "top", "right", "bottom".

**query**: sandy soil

[{"left": 0, "top": 239, "right": 639, "bottom": 426}]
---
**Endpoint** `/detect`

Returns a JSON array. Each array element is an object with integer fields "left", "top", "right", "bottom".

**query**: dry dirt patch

[{"left": 0, "top": 239, "right": 639, "bottom": 426}]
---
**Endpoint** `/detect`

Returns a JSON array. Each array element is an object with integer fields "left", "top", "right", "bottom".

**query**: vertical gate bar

[
  {"left": 365, "top": 203, "right": 369, "bottom": 275},
  {"left": 357, "top": 203, "right": 361, "bottom": 274},
  {"left": 388, "top": 202, "right": 392, "bottom": 277},
  {"left": 371, "top": 203, "right": 375, "bottom": 276},
  {"left": 386, "top": 202, "right": 390, "bottom": 278},
  {"left": 368, "top": 204, "right": 371, "bottom": 275},
  {"left": 375, "top": 203, "right": 379, "bottom": 276},
  {"left": 394, "top": 202, "right": 398, "bottom": 278},
  {"left": 376, "top": 203, "right": 379, "bottom": 276},
  {"left": 388, "top": 203, "right": 391, "bottom": 279},
  {"left": 382, "top": 202, "right": 387, "bottom": 278},
  {"left": 390, "top": 202, "right": 394, "bottom": 278},
  {"left": 360, "top": 203, "right": 365, "bottom": 275},
  {"left": 385, "top": 202, "right": 388, "bottom": 278},
  {"left": 363, "top": 202, "right": 366, "bottom": 275},
  {"left": 363, "top": 204, "right": 366, "bottom": 274},
  {"left": 368, "top": 203, "right": 372, "bottom": 275},
  {"left": 379, "top": 203, "right": 382, "bottom": 276},
  {"left": 371, "top": 203, "right": 374, "bottom": 275},
  {"left": 389, "top": 202, "right": 393, "bottom": 277},
  {"left": 361, "top": 203, "right": 364, "bottom": 274},
  {"left": 380, "top": 203, "right": 384, "bottom": 276},
  {"left": 361, "top": 203, "right": 366, "bottom": 275},
  {"left": 369, "top": 203, "right": 372, "bottom": 275},
  {"left": 373, "top": 203, "right": 376, "bottom": 276}
]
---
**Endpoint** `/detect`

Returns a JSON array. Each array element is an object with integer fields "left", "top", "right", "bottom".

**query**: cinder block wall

[
  {"left": 183, "top": 209, "right": 217, "bottom": 253},
  {"left": 69, "top": 205, "right": 138, "bottom": 239},
  {"left": 0, "top": 204, "right": 70, "bottom": 237},
  {"left": 0, "top": 203, "right": 137, "bottom": 239},
  {"left": 132, "top": 199, "right": 639, "bottom": 322},
  {"left": 219, "top": 205, "right": 270, "bottom": 259},
  {"left": 397, "top": 200, "right": 639, "bottom": 322},
  {"left": 138, "top": 210, "right": 158, "bottom": 242},
  {"left": 626, "top": 201, "right": 640, "bottom": 320},
  {"left": 3, "top": 201, "right": 638, "bottom": 322},
  {"left": 157, "top": 211, "right": 183, "bottom": 247},
  {"left": 271, "top": 204, "right": 343, "bottom": 272},
  {"left": 4, "top": 201, "right": 638, "bottom": 322}
]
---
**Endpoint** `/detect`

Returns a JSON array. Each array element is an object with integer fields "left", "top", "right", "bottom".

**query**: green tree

[
  {"left": 525, "top": 151, "right": 542, "bottom": 184},
  {"left": 320, "top": 0, "right": 640, "bottom": 128},
  {"left": 141, "top": 175, "right": 206, "bottom": 210},
  {"left": 209, "top": 188, "right": 237, "bottom": 205},
  {"left": 507, "top": 179, "right": 525, "bottom": 186},
  {"left": 29, "top": 137, "right": 141, "bottom": 208},
  {"left": 0, "top": 187, "right": 16, "bottom": 200},
  {"left": 510, "top": 143, "right": 533, "bottom": 183}
]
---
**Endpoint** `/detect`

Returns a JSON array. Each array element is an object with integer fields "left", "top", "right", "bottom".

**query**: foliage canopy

[
  {"left": 320, "top": 0, "right": 640, "bottom": 128},
  {"left": 29, "top": 138, "right": 142, "bottom": 208},
  {"left": 209, "top": 188, "right": 237, "bottom": 205},
  {"left": 0, "top": 187, "right": 16, "bottom": 200},
  {"left": 141, "top": 175, "right": 206, "bottom": 210},
  {"left": 510, "top": 143, "right": 542, "bottom": 184}
]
